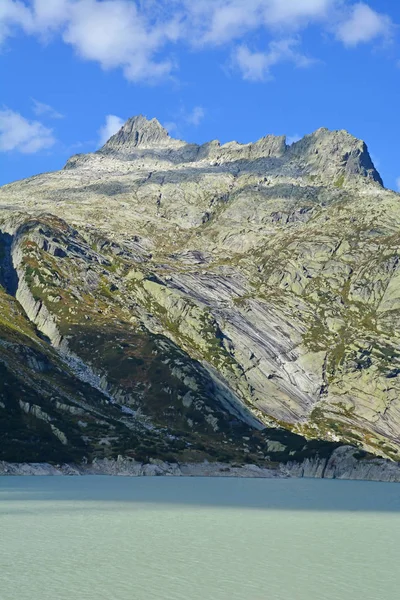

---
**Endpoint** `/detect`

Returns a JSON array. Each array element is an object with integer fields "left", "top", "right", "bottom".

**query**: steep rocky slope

[{"left": 0, "top": 115, "right": 399, "bottom": 473}]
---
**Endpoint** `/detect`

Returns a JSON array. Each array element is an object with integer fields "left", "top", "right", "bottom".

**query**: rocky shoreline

[{"left": 2, "top": 446, "right": 400, "bottom": 482}]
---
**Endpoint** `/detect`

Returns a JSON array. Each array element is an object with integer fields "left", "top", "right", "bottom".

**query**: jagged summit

[
  {"left": 101, "top": 115, "right": 184, "bottom": 153},
  {"left": 74, "top": 115, "right": 383, "bottom": 188}
]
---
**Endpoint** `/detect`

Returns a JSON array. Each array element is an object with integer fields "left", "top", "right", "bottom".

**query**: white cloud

[
  {"left": 0, "top": 0, "right": 178, "bottom": 82},
  {"left": 396, "top": 177, "right": 400, "bottom": 192},
  {"left": 32, "top": 98, "right": 64, "bottom": 119},
  {"left": 0, "top": 108, "right": 55, "bottom": 153},
  {"left": 336, "top": 3, "right": 393, "bottom": 47},
  {"left": 234, "top": 38, "right": 314, "bottom": 81},
  {"left": 0, "top": 1, "right": 396, "bottom": 83},
  {"left": 62, "top": 0, "right": 176, "bottom": 82},
  {"left": 98, "top": 114, "right": 125, "bottom": 146},
  {"left": 235, "top": 46, "right": 273, "bottom": 81},
  {"left": 264, "top": 0, "right": 336, "bottom": 26},
  {"left": 186, "top": 106, "right": 205, "bottom": 126},
  {"left": 31, "top": 0, "right": 71, "bottom": 31}
]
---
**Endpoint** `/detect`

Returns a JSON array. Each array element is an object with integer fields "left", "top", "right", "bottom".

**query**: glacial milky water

[{"left": 1, "top": 477, "right": 400, "bottom": 600}]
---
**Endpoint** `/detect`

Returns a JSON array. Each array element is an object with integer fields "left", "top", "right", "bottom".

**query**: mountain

[{"left": 1, "top": 115, "right": 400, "bottom": 477}]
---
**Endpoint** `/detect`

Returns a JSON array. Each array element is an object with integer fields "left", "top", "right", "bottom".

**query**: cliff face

[{"left": 0, "top": 116, "right": 399, "bottom": 477}]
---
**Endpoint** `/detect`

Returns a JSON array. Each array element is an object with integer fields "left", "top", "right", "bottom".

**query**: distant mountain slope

[{"left": 0, "top": 116, "right": 399, "bottom": 471}]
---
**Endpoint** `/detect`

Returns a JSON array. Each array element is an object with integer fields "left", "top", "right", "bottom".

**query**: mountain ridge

[{"left": 63, "top": 116, "right": 382, "bottom": 189}]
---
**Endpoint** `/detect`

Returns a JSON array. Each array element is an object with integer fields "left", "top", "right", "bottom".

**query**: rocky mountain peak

[
  {"left": 288, "top": 127, "right": 383, "bottom": 186},
  {"left": 101, "top": 115, "right": 182, "bottom": 153}
]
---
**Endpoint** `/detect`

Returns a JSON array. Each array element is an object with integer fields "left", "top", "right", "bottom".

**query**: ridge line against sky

[{"left": 0, "top": 0, "right": 399, "bottom": 189}]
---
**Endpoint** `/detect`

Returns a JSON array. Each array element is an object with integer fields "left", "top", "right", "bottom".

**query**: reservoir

[{"left": 1, "top": 476, "right": 400, "bottom": 600}]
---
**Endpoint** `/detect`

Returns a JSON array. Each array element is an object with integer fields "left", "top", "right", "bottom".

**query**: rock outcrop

[
  {"left": 102, "top": 115, "right": 185, "bottom": 153},
  {"left": 2, "top": 446, "right": 400, "bottom": 483}
]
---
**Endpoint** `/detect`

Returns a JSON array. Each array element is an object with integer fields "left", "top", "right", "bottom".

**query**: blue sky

[{"left": 0, "top": 0, "right": 399, "bottom": 190}]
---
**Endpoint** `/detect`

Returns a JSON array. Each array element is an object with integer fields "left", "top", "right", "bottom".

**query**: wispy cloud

[
  {"left": 0, "top": 108, "right": 55, "bottom": 153},
  {"left": 234, "top": 38, "right": 314, "bottom": 81},
  {"left": 185, "top": 106, "right": 205, "bottom": 126},
  {"left": 98, "top": 114, "right": 125, "bottom": 146},
  {"left": 163, "top": 121, "right": 179, "bottom": 136},
  {"left": 185, "top": 0, "right": 336, "bottom": 46},
  {"left": 163, "top": 105, "right": 205, "bottom": 138},
  {"left": 32, "top": 98, "right": 64, "bottom": 119},
  {"left": 396, "top": 177, "right": 400, "bottom": 192},
  {"left": 335, "top": 3, "right": 394, "bottom": 47}
]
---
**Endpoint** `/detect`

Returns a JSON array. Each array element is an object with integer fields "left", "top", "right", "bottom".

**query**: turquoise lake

[{"left": 1, "top": 476, "right": 400, "bottom": 600}]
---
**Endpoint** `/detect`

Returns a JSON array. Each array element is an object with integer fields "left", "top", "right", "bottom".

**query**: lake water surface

[{"left": 1, "top": 476, "right": 400, "bottom": 600}]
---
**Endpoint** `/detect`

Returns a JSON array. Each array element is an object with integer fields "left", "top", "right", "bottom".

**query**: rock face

[
  {"left": 2, "top": 446, "right": 400, "bottom": 483},
  {"left": 0, "top": 115, "right": 399, "bottom": 477},
  {"left": 288, "top": 128, "right": 383, "bottom": 185},
  {"left": 102, "top": 115, "right": 184, "bottom": 153}
]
